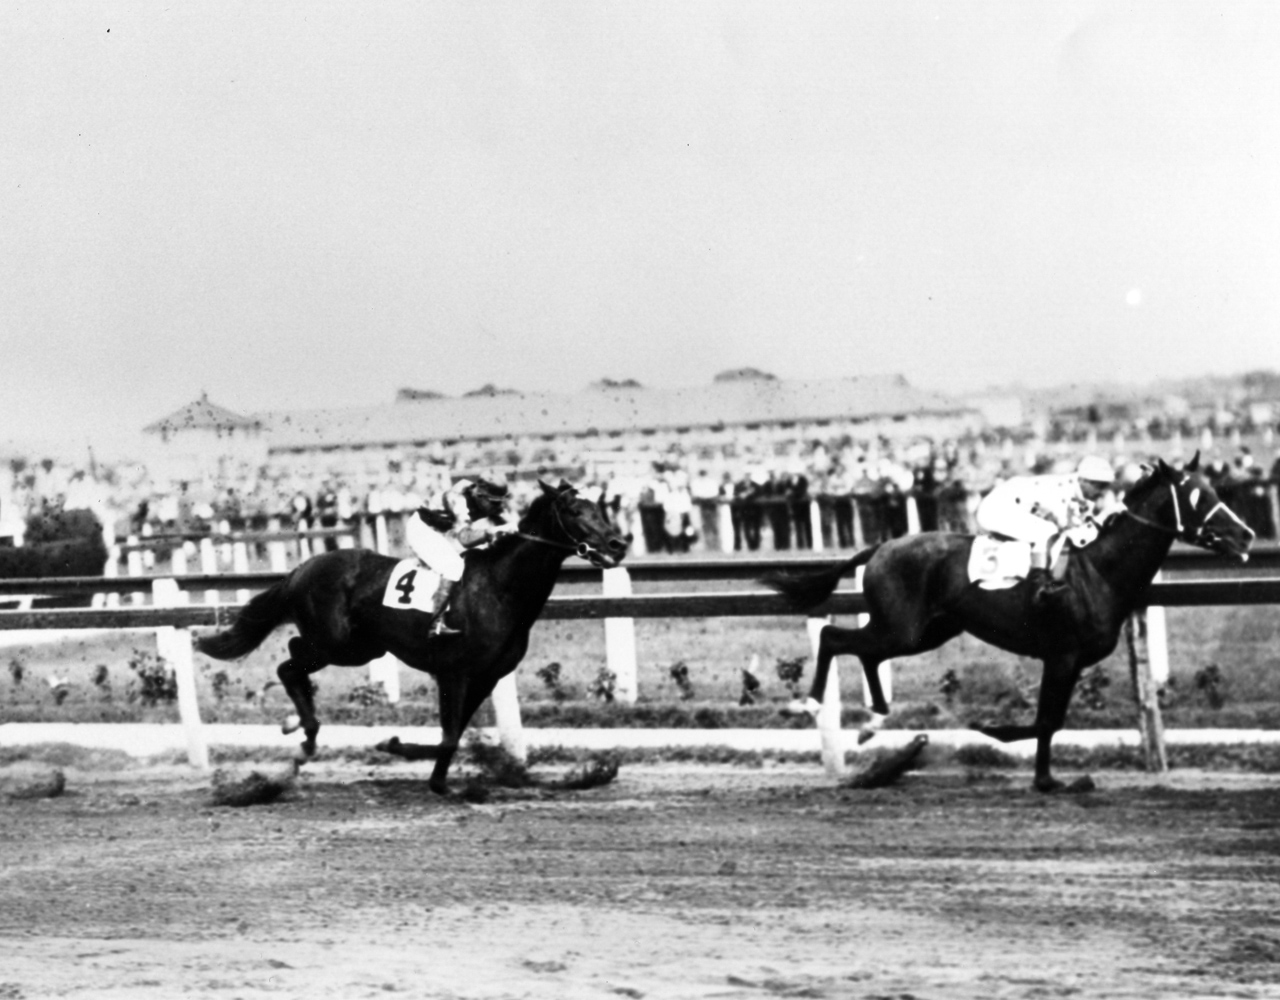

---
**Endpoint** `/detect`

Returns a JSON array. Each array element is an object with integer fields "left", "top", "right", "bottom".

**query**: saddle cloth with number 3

[
  {"left": 967, "top": 536, "right": 1032, "bottom": 590},
  {"left": 382, "top": 559, "right": 441, "bottom": 614}
]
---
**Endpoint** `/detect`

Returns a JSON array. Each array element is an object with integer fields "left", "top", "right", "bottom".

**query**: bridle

[
  {"left": 1123, "top": 474, "right": 1249, "bottom": 547},
  {"left": 514, "top": 492, "right": 614, "bottom": 567}
]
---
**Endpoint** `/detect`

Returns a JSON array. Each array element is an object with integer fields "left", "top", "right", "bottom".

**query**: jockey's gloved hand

[{"left": 488, "top": 522, "right": 520, "bottom": 539}]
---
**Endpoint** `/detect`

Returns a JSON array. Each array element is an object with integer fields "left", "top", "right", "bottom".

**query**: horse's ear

[
  {"left": 557, "top": 479, "right": 573, "bottom": 493},
  {"left": 538, "top": 479, "right": 557, "bottom": 496},
  {"left": 1186, "top": 450, "right": 1200, "bottom": 472}
]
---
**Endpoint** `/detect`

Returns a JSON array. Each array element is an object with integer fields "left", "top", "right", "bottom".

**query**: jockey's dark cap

[{"left": 471, "top": 478, "right": 509, "bottom": 500}]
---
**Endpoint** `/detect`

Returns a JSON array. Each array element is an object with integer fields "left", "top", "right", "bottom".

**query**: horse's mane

[
  {"left": 464, "top": 487, "right": 564, "bottom": 561},
  {"left": 1120, "top": 467, "right": 1162, "bottom": 509}
]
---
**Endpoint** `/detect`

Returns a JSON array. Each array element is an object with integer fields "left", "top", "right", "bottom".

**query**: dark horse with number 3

[
  {"left": 197, "top": 481, "right": 630, "bottom": 793},
  {"left": 764, "top": 455, "right": 1254, "bottom": 792}
]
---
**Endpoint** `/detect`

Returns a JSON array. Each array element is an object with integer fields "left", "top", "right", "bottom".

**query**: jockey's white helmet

[{"left": 1076, "top": 456, "right": 1114, "bottom": 484}]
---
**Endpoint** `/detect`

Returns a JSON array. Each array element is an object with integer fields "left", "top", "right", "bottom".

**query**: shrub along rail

[{"left": 2, "top": 550, "right": 1278, "bottom": 776}]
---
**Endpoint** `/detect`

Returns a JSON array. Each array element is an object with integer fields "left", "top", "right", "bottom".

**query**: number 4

[{"left": 395, "top": 569, "right": 417, "bottom": 604}]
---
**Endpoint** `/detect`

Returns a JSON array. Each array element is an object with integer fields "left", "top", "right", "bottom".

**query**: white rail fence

[{"left": 2, "top": 546, "right": 1279, "bottom": 776}]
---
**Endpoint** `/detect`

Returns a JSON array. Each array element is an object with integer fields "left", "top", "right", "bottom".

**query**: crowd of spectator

[{"left": 4, "top": 421, "right": 1279, "bottom": 556}]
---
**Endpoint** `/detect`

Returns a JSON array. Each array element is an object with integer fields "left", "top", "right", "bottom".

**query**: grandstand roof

[
  {"left": 259, "top": 375, "right": 973, "bottom": 451},
  {"left": 143, "top": 394, "right": 263, "bottom": 435}
]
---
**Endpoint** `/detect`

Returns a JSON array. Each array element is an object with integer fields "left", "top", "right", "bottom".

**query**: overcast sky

[{"left": 3, "top": 2, "right": 1278, "bottom": 454}]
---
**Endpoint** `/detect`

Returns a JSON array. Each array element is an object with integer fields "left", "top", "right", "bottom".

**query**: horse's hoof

[
  {"left": 375, "top": 737, "right": 402, "bottom": 754},
  {"left": 282, "top": 713, "right": 302, "bottom": 735},
  {"left": 428, "top": 780, "right": 450, "bottom": 797},
  {"left": 856, "top": 728, "right": 879, "bottom": 746},
  {"left": 1034, "top": 776, "right": 1066, "bottom": 794}
]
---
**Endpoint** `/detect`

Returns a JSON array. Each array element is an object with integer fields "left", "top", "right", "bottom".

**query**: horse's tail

[
  {"left": 761, "top": 545, "right": 881, "bottom": 613},
  {"left": 195, "top": 580, "right": 291, "bottom": 660}
]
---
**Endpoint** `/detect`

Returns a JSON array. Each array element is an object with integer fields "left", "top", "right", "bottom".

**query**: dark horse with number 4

[
  {"left": 197, "top": 481, "right": 630, "bottom": 793},
  {"left": 764, "top": 455, "right": 1254, "bottom": 792}
]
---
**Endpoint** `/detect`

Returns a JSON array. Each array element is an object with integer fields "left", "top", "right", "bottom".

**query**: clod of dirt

[
  {"left": 550, "top": 752, "right": 620, "bottom": 790},
  {"left": 468, "top": 740, "right": 537, "bottom": 788},
  {"left": 1, "top": 763, "right": 66, "bottom": 801},
  {"left": 210, "top": 761, "right": 298, "bottom": 807},
  {"left": 842, "top": 734, "right": 929, "bottom": 789}
]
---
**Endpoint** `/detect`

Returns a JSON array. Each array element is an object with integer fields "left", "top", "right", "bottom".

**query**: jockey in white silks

[
  {"left": 404, "top": 476, "right": 516, "bottom": 637},
  {"left": 975, "top": 455, "right": 1116, "bottom": 606}
]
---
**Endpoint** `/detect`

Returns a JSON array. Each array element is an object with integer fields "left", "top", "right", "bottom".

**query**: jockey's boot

[{"left": 429, "top": 578, "right": 462, "bottom": 638}]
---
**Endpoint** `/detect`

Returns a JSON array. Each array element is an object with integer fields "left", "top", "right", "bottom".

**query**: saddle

[{"left": 968, "top": 535, "right": 1071, "bottom": 591}]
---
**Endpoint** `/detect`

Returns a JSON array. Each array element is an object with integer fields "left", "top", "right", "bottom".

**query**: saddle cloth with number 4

[{"left": 382, "top": 559, "right": 441, "bottom": 614}]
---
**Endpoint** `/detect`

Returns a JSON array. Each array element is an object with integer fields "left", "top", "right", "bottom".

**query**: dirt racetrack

[{"left": 3, "top": 758, "right": 1280, "bottom": 1000}]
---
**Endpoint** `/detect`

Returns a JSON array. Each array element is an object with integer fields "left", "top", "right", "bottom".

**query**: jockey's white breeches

[
  {"left": 975, "top": 493, "right": 1058, "bottom": 550},
  {"left": 404, "top": 516, "right": 465, "bottom": 581}
]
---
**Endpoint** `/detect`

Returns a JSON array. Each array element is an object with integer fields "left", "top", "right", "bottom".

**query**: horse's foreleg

[
  {"left": 1028, "top": 655, "right": 1083, "bottom": 793},
  {"left": 975, "top": 654, "right": 1082, "bottom": 792},
  {"left": 424, "top": 674, "right": 469, "bottom": 796},
  {"left": 278, "top": 637, "right": 324, "bottom": 758},
  {"left": 427, "top": 674, "right": 504, "bottom": 796}
]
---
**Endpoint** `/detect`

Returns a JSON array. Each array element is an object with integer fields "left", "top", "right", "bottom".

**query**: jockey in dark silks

[{"left": 405, "top": 476, "right": 515, "bottom": 636}]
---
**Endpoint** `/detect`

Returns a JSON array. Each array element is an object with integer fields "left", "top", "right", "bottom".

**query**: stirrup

[{"left": 430, "top": 617, "right": 462, "bottom": 638}]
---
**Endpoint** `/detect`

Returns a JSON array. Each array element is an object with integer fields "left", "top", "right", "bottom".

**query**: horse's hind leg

[
  {"left": 804, "top": 616, "right": 960, "bottom": 712},
  {"left": 277, "top": 636, "right": 327, "bottom": 759}
]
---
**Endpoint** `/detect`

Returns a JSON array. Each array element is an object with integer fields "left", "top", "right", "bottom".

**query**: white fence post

[
  {"left": 906, "top": 494, "right": 921, "bottom": 535},
  {"left": 630, "top": 508, "right": 648, "bottom": 556},
  {"left": 368, "top": 655, "right": 402, "bottom": 703},
  {"left": 717, "top": 501, "right": 735, "bottom": 553},
  {"left": 232, "top": 541, "right": 251, "bottom": 605},
  {"left": 603, "top": 566, "right": 638, "bottom": 704},
  {"left": 141, "top": 523, "right": 156, "bottom": 570},
  {"left": 103, "top": 533, "right": 120, "bottom": 609},
  {"left": 807, "top": 616, "right": 846, "bottom": 776},
  {"left": 1145, "top": 571, "right": 1170, "bottom": 687},
  {"left": 152, "top": 578, "right": 209, "bottom": 772},
  {"left": 490, "top": 672, "right": 526, "bottom": 762},
  {"left": 296, "top": 518, "right": 313, "bottom": 561},
  {"left": 809, "top": 499, "right": 824, "bottom": 552},
  {"left": 126, "top": 535, "right": 145, "bottom": 606},
  {"left": 267, "top": 518, "right": 289, "bottom": 573},
  {"left": 373, "top": 514, "right": 389, "bottom": 556},
  {"left": 200, "top": 538, "right": 218, "bottom": 606}
]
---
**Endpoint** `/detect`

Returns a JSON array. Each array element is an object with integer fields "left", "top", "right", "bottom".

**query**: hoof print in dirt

[
  {"left": 2, "top": 764, "right": 66, "bottom": 801},
  {"left": 211, "top": 762, "right": 298, "bottom": 807},
  {"left": 841, "top": 734, "right": 929, "bottom": 790}
]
